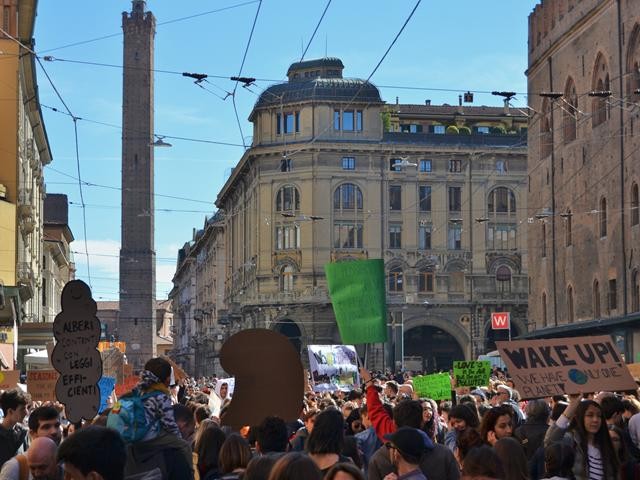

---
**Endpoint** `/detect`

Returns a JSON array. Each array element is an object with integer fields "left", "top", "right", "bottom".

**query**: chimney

[
  {"left": 395, "top": 96, "right": 399, "bottom": 105},
  {"left": 504, "top": 99, "right": 510, "bottom": 115},
  {"left": 458, "top": 95, "right": 463, "bottom": 106},
  {"left": 425, "top": 99, "right": 431, "bottom": 106}
]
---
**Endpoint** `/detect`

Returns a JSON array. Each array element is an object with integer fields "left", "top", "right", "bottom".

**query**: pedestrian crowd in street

[{"left": 2, "top": 357, "right": 640, "bottom": 480}]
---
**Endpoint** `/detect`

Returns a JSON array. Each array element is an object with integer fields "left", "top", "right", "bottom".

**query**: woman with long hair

[
  {"left": 218, "top": 433, "right": 253, "bottom": 480},
  {"left": 267, "top": 452, "right": 321, "bottom": 480},
  {"left": 544, "top": 395, "right": 619, "bottom": 479},
  {"left": 494, "top": 437, "right": 528, "bottom": 480},
  {"left": 196, "top": 426, "right": 227, "bottom": 480},
  {"left": 306, "top": 408, "right": 353, "bottom": 476},
  {"left": 445, "top": 403, "right": 480, "bottom": 451},
  {"left": 480, "top": 405, "right": 515, "bottom": 446}
]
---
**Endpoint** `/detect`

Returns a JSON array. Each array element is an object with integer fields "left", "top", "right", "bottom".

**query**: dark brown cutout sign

[
  {"left": 51, "top": 280, "right": 103, "bottom": 422},
  {"left": 220, "top": 329, "right": 304, "bottom": 429}
]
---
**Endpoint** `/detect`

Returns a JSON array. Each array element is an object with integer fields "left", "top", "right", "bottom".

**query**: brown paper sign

[
  {"left": 626, "top": 363, "right": 640, "bottom": 380},
  {"left": 0, "top": 370, "right": 20, "bottom": 390},
  {"left": 497, "top": 335, "right": 637, "bottom": 399},
  {"left": 27, "top": 370, "right": 59, "bottom": 401}
]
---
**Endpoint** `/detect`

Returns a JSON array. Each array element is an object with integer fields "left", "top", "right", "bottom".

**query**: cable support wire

[{"left": 299, "top": 0, "right": 332, "bottom": 63}]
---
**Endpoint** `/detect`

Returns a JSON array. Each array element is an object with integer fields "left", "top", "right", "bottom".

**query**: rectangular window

[
  {"left": 418, "top": 225, "right": 432, "bottom": 250},
  {"left": 389, "top": 185, "right": 402, "bottom": 210},
  {"left": 42, "top": 278, "right": 47, "bottom": 307},
  {"left": 333, "top": 222, "right": 363, "bottom": 249},
  {"left": 496, "top": 160, "right": 507, "bottom": 174},
  {"left": 284, "top": 113, "right": 296, "bottom": 133},
  {"left": 449, "top": 159, "right": 462, "bottom": 173},
  {"left": 276, "top": 225, "right": 300, "bottom": 250},
  {"left": 448, "top": 224, "right": 462, "bottom": 250},
  {"left": 276, "top": 113, "right": 281, "bottom": 135},
  {"left": 280, "top": 157, "right": 292, "bottom": 172},
  {"left": 343, "top": 111, "right": 355, "bottom": 131},
  {"left": 390, "top": 158, "right": 402, "bottom": 171},
  {"left": 431, "top": 125, "right": 446, "bottom": 134},
  {"left": 476, "top": 126, "right": 490, "bottom": 134},
  {"left": 487, "top": 224, "right": 517, "bottom": 250},
  {"left": 419, "top": 159, "right": 432, "bottom": 173},
  {"left": 609, "top": 278, "right": 617, "bottom": 311},
  {"left": 419, "top": 186, "right": 431, "bottom": 212},
  {"left": 448, "top": 186, "right": 462, "bottom": 212},
  {"left": 356, "top": 110, "right": 363, "bottom": 131},
  {"left": 295, "top": 112, "right": 300, "bottom": 132},
  {"left": 389, "top": 225, "right": 402, "bottom": 249},
  {"left": 342, "top": 157, "right": 355, "bottom": 170},
  {"left": 334, "top": 110, "right": 340, "bottom": 130},
  {"left": 400, "top": 124, "right": 423, "bottom": 133},
  {"left": 418, "top": 271, "right": 435, "bottom": 292}
]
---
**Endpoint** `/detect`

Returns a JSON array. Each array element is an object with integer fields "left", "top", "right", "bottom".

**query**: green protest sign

[
  {"left": 324, "top": 259, "right": 387, "bottom": 344},
  {"left": 453, "top": 360, "right": 491, "bottom": 388},
  {"left": 413, "top": 373, "right": 451, "bottom": 400}
]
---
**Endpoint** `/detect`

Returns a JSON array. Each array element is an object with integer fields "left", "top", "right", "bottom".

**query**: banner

[
  {"left": 413, "top": 373, "right": 451, "bottom": 400},
  {"left": 98, "top": 376, "right": 116, "bottom": 413},
  {"left": 308, "top": 344, "right": 359, "bottom": 392},
  {"left": 324, "top": 259, "right": 387, "bottom": 344},
  {"left": 496, "top": 335, "right": 637, "bottom": 398},
  {"left": 453, "top": 361, "right": 491, "bottom": 388},
  {"left": 27, "top": 370, "right": 59, "bottom": 401},
  {"left": 114, "top": 375, "right": 138, "bottom": 397},
  {"left": 627, "top": 363, "right": 640, "bottom": 380},
  {"left": 0, "top": 370, "right": 20, "bottom": 390}
]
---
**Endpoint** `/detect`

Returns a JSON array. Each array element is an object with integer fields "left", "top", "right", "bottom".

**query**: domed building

[{"left": 171, "top": 58, "right": 529, "bottom": 376}]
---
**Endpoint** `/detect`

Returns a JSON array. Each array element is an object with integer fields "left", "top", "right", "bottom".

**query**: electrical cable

[{"left": 299, "top": 0, "right": 332, "bottom": 62}]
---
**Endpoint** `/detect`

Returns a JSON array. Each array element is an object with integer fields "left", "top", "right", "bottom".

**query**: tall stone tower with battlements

[{"left": 119, "top": 0, "right": 157, "bottom": 368}]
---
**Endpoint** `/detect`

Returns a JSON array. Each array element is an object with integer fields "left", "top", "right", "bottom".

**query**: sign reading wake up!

[{"left": 496, "top": 335, "right": 636, "bottom": 399}]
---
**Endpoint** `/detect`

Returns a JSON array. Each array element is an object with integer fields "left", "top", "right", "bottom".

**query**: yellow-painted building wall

[
  {"left": 0, "top": 41, "right": 19, "bottom": 203},
  {"left": 0, "top": 201, "right": 16, "bottom": 286}
]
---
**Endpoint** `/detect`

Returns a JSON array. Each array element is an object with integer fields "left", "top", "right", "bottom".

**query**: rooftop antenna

[{"left": 325, "top": 35, "right": 328, "bottom": 57}]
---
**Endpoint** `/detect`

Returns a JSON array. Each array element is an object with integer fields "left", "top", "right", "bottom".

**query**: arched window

[
  {"left": 592, "top": 53, "right": 610, "bottom": 127},
  {"left": 593, "top": 279, "right": 601, "bottom": 318},
  {"left": 632, "top": 182, "right": 639, "bottom": 226},
  {"left": 496, "top": 265, "right": 512, "bottom": 293},
  {"left": 632, "top": 269, "right": 640, "bottom": 313},
  {"left": 542, "top": 292, "right": 548, "bottom": 327},
  {"left": 600, "top": 197, "right": 607, "bottom": 237},
  {"left": 540, "top": 97, "right": 552, "bottom": 158},
  {"left": 563, "top": 77, "right": 578, "bottom": 143},
  {"left": 565, "top": 209, "right": 572, "bottom": 246},
  {"left": 333, "top": 183, "right": 363, "bottom": 211},
  {"left": 418, "top": 267, "right": 435, "bottom": 293},
  {"left": 488, "top": 187, "right": 517, "bottom": 214},
  {"left": 626, "top": 24, "right": 640, "bottom": 96},
  {"left": 567, "top": 285, "right": 575, "bottom": 323},
  {"left": 388, "top": 266, "right": 403, "bottom": 293},
  {"left": 280, "top": 265, "right": 294, "bottom": 292},
  {"left": 276, "top": 185, "right": 300, "bottom": 213}
]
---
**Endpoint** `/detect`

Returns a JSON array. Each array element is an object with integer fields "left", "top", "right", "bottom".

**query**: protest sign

[
  {"left": 308, "top": 345, "right": 359, "bottom": 392},
  {"left": 51, "top": 280, "right": 103, "bottom": 422},
  {"left": 27, "top": 370, "right": 59, "bottom": 401},
  {"left": 626, "top": 362, "right": 640, "bottom": 380},
  {"left": 0, "top": 370, "right": 20, "bottom": 390},
  {"left": 324, "top": 259, "right": 387, "bottom": 344},
  {"left": 115, "top": 375, "right": 138, "bottom": 397},
  {"left": 220, "top": 329, "right": 304, "bottom": 429},
  {"left": 496, "top": 335, "right": 637, "bottom": 398},
  {"left": 453, "top": 360, "right": 491, "bottom": 388},
  {"left": 98, "top": 376, "right": 116, "bottom": 413},
  {"left": 413, "top": 373, "right": 451, "bottom": 400}
]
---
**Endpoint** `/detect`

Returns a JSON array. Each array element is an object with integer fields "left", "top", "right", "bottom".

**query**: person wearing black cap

[{"left": 383, "top": 428, "right": 428, "bottom": 480}]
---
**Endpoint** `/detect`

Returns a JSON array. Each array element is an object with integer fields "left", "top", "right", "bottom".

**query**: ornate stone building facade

[
  {"left": 526, "top": 1, "right": 640, "bottom": 357},
  {"left": 0, "top": 0, "right": 53, "bottom": 368},
  {"left": 172, "top": 58, "right": 528, "bottom": 374}
]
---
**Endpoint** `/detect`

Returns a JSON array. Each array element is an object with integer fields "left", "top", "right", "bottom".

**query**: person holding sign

[{"left": 544, "top": 395, "right": 619, "bottom": 480}]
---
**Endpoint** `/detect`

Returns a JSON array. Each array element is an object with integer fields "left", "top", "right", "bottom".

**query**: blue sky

[{"left": 35, "top": 0, "right": 539, "bottom": 302}]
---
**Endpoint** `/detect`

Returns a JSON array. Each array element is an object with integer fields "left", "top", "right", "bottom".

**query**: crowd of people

[{"left": 2, "top": 357, "right": 640, "bottom": 480}]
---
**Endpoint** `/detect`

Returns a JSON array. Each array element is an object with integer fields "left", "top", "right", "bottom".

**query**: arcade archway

[
  {"left": 403, "top": 325, "right": 465, "bottom": 372},
  {"left": 273, "top": 318, "right": 302, "bottom": 354}
]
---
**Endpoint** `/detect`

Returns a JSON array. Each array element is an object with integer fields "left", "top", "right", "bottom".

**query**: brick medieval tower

[{"left": 119, "top": 0, "right": 157, "bottom": 368}]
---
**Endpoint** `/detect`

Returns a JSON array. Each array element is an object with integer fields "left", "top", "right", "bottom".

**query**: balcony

[{"left": 17, "top": 190, "right": 33, "bottom": 219}]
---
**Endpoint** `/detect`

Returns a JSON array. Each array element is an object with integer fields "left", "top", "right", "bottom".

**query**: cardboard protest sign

[
  {"left": 51, "top": 280, "right": 103, "bottom": 422},
  {"left": 453, "top": 361, "right": 491, "bottom": 388},
  {"left": 626, "top": 363, "right": 640, "bottom": 380},
  {"left": 0, "top": 370, "right": 20, "bottom": 390},
  {"left": 220, "top": 329, "right": 304, "bottom": 429},
  {"left": 98, "top": 376, "right": 116, "bottom": 413},
  {"left": 497, "top": 335, "right": 637, "bottom": 398},
  {"left": 413, "top": 373, "right": 451, "bottom": 400},
  {"left": 308, "top": 345, "right": 359, "bottom": 392},
  {"left": 27, "top": 370, "right": 59, "bottom": 401},
  {"left": 324, "top": 259, "right": 387, "bottom": 344}
]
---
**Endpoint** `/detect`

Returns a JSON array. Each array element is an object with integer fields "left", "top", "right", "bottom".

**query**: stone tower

[{"left": 119, "top": 0, "right": 157, "bottom": 368}]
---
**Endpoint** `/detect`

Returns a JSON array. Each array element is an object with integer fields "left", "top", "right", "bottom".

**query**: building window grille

[
  {"left": 276, "top": 185, "right": 300, "bottom": 213},
  {"left": 487, "top": 224, "right": 517, "bottom": 250},
  {"left": 419, "top": 159, "right": 432, "bottom": 172},
  {"left": 342, "top": 157, "right": 355, "bottom": 170},
  {"left": 418, "top": 270, "right": 434, "bottom": 293},
  {"left": 448, "top": 187, "right": 462, "bottom": 212},
  {"left": 496, "top": 160, "right": 508, "bottom": 175},
  {"left": 275, "top": 224, "right": 300, "bottom": 250},
  {"left": 419, "top": 186, "right": 431, "bottom": 212},
  {"left": 389, "top": 225, "right": 402, "bottom": 249},
  {"left": 418, "top": 225, "right": 432, "bottom": 250},
  {"left": 488, "top": 187, "right": 516, "bottom": 214},
  {"left": 388, "top": 266, "right": 403, "bottom": 292},
  {"left": 448, "top": 223, "right": 462, "bottom": 250},
  {"left": 333, "top": 222, "right": 363, "bottom": 249},
  {"left": 449, "top": 159, "right": 462, "bottom": 173},
  {"left": 389, "top": 185, "right": 402, "bottom": 211},
  {"left": 280, "top": 265, "right": 294, "bottom": 292},
  {"left": 333, "top": 183, "right": 363, "bottom": 211},
  {"left": 496, "top": 265, "right": 512, "bottom": 293},
  {"left": 608, "top": 278, "right": 617, "bottom": 312}
]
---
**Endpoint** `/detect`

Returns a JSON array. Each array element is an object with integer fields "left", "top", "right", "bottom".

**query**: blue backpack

[{"left": 107, "top": 389, "right": 163, "bottom": 442}]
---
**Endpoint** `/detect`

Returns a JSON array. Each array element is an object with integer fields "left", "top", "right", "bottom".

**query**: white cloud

[{"left": 71, "top": 239, "right": 120, "bottom": 274}]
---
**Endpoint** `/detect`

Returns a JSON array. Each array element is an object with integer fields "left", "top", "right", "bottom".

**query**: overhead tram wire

[
  {"left": 299, "top": 0, "right": 333, "bottom": 62},
  {"left": 37, "top": 0, "right": 261, "bottom": 54},
  {"left": 0, "top": 25, "right": 93, "bottom": 288}
]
